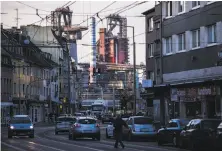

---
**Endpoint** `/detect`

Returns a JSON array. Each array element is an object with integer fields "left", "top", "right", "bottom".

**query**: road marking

[
  {"left": 100, "top": 140, "right": 173, "bottom": 151},
  {"left": 35, "top": 135, "right": 105, "bottom": 151},
  {"left": 1, "top": 142, "right": 27, "bottom": 151},
  {"left": 28, "top": 142, "right": 66, "bottom": 151}
]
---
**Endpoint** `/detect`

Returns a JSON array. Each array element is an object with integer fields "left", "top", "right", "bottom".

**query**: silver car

[
  {"left": 55, "top": 116, "right": 76, "bottom": 135},
  {"left": 68, "top": 117, "right": 100, "bottom": 140}
]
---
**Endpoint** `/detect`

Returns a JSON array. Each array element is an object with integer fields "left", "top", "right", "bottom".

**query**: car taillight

[
  {"left": 96, "top": 124, "right": 100, "bottom": 127},
  {"left": 74, "top": 123, "right": 81, "bottom": 127}
]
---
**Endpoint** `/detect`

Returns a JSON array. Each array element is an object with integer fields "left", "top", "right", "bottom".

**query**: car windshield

[
  {"left": 202, "top": 120, "right": 221, "bottom": 130},
  {"left": 10, "top": 117, "right": 31, "bottom": 124},
  {"left": 92, "top": 105, "right": 103, "bottom": 111},
  {"left": 57, "top": 117, "right": 76, "bottom": 122},
  {"left": 78, "top": 119, "right": 96, "bottom": 124},
  {"left": 179, "top": 120, "right": 190, "bottom": 128},
  {"left": 134, "top": 117, "right": 153, "bottom": 124}
]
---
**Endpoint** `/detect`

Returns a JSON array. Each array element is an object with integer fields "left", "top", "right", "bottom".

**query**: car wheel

[
  {"left": 157, "top": 140, "right": 163, "bottom": 146},
  {"left": 68, "top": 133, "right": 72, "bottom": 140},
  {"left": 179, "top": 139, "right": 185, "bottom": 149},
  {"left": 97, "top": 135, "right": 101, "bottom": 141},
  {"left": 72, "top": 134, "right": 76, "bottom": 140},
  {"left": 8, "top": 134, "right": 12, "bottom": 139},
  {"left": 29, "top": 134, "right": 34, "bottom": 138}
]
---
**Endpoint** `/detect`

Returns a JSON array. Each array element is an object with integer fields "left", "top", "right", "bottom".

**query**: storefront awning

[{"left": 1, "top": 102, "right": 14, "bottom": 107}]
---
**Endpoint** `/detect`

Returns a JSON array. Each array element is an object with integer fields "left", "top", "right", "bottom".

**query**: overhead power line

[
  {"left": 17, "top": 1, "right": 50, "bottom": 12},
  {"left": 118, "top": 1, "right": 148, "bottom": 14},
  {"left": 78, "top": 1, "right": 116, "bottom": 26},
  {"left": 61, "top": 1, "right": 71, "bottom": 7},
  {"left": 114, "top": 1, "right": 138, "bottom": 14}
]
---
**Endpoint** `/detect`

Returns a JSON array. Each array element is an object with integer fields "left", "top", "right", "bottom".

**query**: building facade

[
  {"left": 143, "top": 1, "right": 222, "bottom": 123},
  {"left": 1, "top": 47, "right": 13, "bottom": 125}
]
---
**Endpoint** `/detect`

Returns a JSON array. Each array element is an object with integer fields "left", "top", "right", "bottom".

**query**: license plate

[{"left": 140, "top": 129, "right": 149, "bottom": 132}]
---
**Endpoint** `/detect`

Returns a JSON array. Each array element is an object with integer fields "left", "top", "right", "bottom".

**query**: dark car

[
  {"left": 179, "top": 119, "right": 221, "bottom": 150},
  {"left": 216, "top": 122, "right": 222, "bottom": 150},
  {"left": 157, "top": 119, "right": 190, "bottom": 147},
  {"left": 101, "top": 114, "right": 113, "bottom": 123}
]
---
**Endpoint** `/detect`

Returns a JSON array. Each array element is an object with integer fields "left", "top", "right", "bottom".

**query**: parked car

[
  {"left": 179, "top": 119, "right": 221, "bottom": 150},
  {"left": 122, "top": 116, "right": 157, "bottom": 141},
  {"left": 101, "top": 114, "right": 113, "bottom": 123},
  {"left": 8, "top": 115, "right": 34, "bottom": 138},
  {"left": 215, "top": 122, "right": 222, "bottom": 150},
  {"left": 105, "top": 118, "right": 128, "bottom": 139},
  {"left": 68, "top": 117, "right": 100, "bottom": 140},
  {"left": 55, "top": 116, "right": 76, "bottom": 134},
  {"left": 157, "top": 119, "right": 190, "bottom": 147},
  {"left": 74, "top": 112, "right": 84, "bottom": 117}
]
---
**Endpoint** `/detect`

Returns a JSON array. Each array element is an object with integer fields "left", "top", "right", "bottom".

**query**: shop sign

[{"left": 177, "top": 86, "right": 216, "bottom": 97}]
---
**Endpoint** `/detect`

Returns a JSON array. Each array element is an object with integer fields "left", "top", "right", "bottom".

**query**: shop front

[{"left": 171, "top": 85, "right": 220, "bottom": 119}]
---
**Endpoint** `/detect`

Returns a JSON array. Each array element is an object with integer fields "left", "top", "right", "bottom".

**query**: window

[
  {"left": 166, "top": 37, "right": 172, "bottom": 54},
  {"left": 192, "top": 29, "right": 200, "bottom": 48},
  {"left": 23, "top": 66, "right": 25, "bottom": 75},
  {"left": 14, "top": 83, "right": 16, "bottom": 94},
  {"left": 167, "top": 122, "right": 178, "bottom": 128},
  {"left": 134, "top": 117, "right": 153, "bottom": 124},
  {"left": 148, "top": 17, "right": 154, "bottom": 31},
  {"left": 148, "top": 71, "right": 154, "bottom": 81},
  {"left": 178, "top": 33, "right": 186, "bottom": 51},
  {"left": 192, "top": 1, "right": 200, "bottom": 8},
  {"left": 155, "top": 22, "right": 160, "bottom": 29},
  {"left": 44, "top": 87, "right": 46, "bottom": 96},
  {"left": 207, "top": 24, "right": 216, "bottom": 44},
  {"left": 148, "top": 43, "right": 154, "bottom": 58},
  {"left": 178, "top": 1, "right": 185, "bottom": 13},
  {"left": 23, "top": 84, "right": 25, "bottom": 94},
  {"left": 166, "top": 1, "right": 172, "bottom": 17}
]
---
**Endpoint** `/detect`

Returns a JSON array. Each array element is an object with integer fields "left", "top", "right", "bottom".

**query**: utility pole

[
  {"left": 113, "top": 87, "right": 115, "bottom": 116},
  {"left": 15, "top": 8, "right": 20, "bottom": 29},
  {"left": 132, "top": 26, "right": 137, "bottom": 115},
  {"left": 18, "top": 62, "right": 21, "bottom": 114}
]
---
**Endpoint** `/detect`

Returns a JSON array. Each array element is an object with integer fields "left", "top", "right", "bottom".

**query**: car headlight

[
  {"left": 30, "top": 125, "right": 34, "bottom": 129},
  {"left": 10, "top": 126, "right": 14, "bottom": 129}
]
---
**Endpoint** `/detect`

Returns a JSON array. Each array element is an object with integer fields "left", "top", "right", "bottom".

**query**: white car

[
  {"left": 105, "top": 118, "right": 128, "bottom": 139},
  {"left": 106, "top": 122, "right": 114, "bottom": 139}
]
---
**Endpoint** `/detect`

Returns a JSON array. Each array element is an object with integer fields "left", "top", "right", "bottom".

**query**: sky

[{"left": 0, "top": 1, "right": 155, "bottom": 65}]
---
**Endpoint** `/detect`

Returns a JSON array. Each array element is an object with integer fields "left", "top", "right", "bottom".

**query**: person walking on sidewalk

[{"left": 113, "top": 114, "right": 129, "bottom": 149}]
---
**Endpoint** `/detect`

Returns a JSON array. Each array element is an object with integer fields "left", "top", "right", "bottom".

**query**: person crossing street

[{"left": 113, "top": 114, "right": 129, "bottom": 149}]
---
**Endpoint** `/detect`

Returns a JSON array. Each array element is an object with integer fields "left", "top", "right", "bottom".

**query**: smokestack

[{"left": 89, "top": 17, "right": 97, "bottom": 84}]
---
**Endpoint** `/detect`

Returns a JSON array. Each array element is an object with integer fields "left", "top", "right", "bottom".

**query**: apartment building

[
  {"left": 142, "top": 3, "right": 163, "bottom": 122},
  {"left": 143, "top": 1, "right": 222, "bottom": 123},
  {"left": 21, "top": 26, "right": 63, "bottom": 115},
  {"left": 1, "top": 47, "right": 13, "bottom": 124},
  {"left": 1, "top": 27, "right": 55, "bottom": 123}
]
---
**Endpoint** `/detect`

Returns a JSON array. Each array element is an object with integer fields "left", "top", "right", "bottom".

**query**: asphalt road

[{"left": 1, "top": 124, "right": 189, "bottom": 151}]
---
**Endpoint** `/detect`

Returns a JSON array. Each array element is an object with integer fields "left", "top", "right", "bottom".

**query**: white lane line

[
  {"left": 1, "top": 141, "right": 27, "bottom": 151},
  {"left": 28, "top": 142, "right": 66, "bottom": 151},
  {"left": 100, "top": 140, "right": 172, "bottom": 151},
  {"left": 35, "top": 135, "right": 105, "bottom": 151},
  {"left": 42, "top": 132, "right": 145, "bottom": 151}
]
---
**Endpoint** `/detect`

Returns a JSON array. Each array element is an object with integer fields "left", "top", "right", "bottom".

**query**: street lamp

[{"left": 109, "top": 23, "right": 136, "bottom": 115}]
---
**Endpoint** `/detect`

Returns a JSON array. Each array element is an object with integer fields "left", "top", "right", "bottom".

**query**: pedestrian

[{"left": 113, "top": 114, "right": 129, "bottom": 149}]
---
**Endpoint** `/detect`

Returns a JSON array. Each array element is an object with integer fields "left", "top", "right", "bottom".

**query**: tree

[{"left": 119, "top": 89, "right": 133, "bottom": 113}]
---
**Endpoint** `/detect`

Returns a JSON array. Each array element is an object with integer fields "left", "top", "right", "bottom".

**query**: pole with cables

[{"left": 132, "top": 26, "right": 137, "bottom": 115}]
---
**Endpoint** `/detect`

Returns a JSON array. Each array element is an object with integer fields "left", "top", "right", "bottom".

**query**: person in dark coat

[{"left": 113, "top": 114, "right": 129, "bottom": 149}]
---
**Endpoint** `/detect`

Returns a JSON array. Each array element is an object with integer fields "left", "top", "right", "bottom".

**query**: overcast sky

[{"left": 1, "top": 1, "right": 154, "bottom": 65}]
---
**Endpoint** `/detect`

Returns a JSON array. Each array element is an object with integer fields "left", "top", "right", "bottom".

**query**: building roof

[{"left": 142, "top": 7, "right": 155, "bottom": 15}]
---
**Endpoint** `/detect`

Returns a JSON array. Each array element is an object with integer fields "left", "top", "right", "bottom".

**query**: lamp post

[{"left": 109, "top": 23, "right": 136, "bottom": 114}]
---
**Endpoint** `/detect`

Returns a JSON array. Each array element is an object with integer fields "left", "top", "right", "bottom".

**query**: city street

[{"left": 1, "top": 124, "right": 189, "bottom": 151}]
